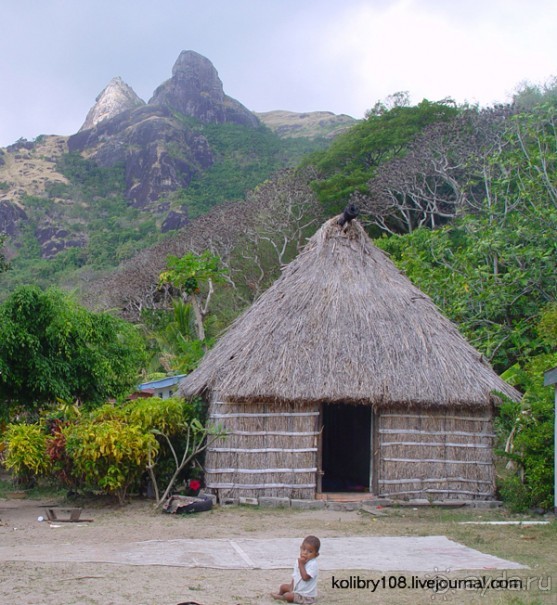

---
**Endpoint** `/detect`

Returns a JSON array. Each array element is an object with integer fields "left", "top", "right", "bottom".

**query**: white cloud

[{"left": 320, "top": 0, "right": 557, "bottom": 114}]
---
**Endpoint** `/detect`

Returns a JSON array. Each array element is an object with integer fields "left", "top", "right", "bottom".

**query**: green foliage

[
  {"left": 56, "top": 152, "right": 126, "bottom": 199},
  {"left": 495, "top": 304, "right": 557, "bottom": 512},
  {"left": 306, "top": 99, "right": 459, "bottom": 214},
  {"left": 497, "top": 475, "right": 533, "bottom": 514},
  {"left": 376, "top": 100, "right": 557, "bottom": 372},
  {"left": 0, "top": 286, "right": 146, "bottom": 411},
  {"left": 1, "top": 395, "right": 213, "bottom": 504},
  {"left": 141, "top": 301, "right": 217, "bottom": 375},
  {"left": 0, "top": 154, "right": 159, "bottom": 296},
  {"left": 176, "top": 123, "right": 321, "bottom": 216},
  {"left": 161, "top": 251, "right": 226, "bottom": 295},
  {"left": 378, "top": 210, "right": 556, "bottom": 371},
  {"left": 132, "top": 396, "right": 225, "bottom": 507},
  {"left": 538, "top": 303, "right": 557, "bottom": 344},
  {"left": 125, "top": 396, "right": 194, "bottom": 436},
  {"left": 496, "top": 351, "right": 556, "bottom": 511},
  {"left": 63, "top": 417, "right": 158, "bottom": 504},
  {"left": 158, "top": 251, "right": 226, "bottom": 348},
  {"left": 3, "top": 423, "right": 51, "bottom": 486}
]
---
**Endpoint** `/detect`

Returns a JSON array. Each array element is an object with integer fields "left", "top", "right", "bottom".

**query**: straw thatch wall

[
  {"left": 205, "top": 395, "right": 319, "bottom": 500},
  {"left": 376, "top": 408, "right": 496, "bottom": 500}
]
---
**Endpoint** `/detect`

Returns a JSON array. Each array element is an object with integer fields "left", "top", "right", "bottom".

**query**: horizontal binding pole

[
  {"left": 381, "top": 441, "right": 491, "bottom": 448},
  {"left": 207, "top": 482, "right": 316, "bottom": 489},
  {"left": 379, "top": 478, "right": 493, "bottom": 485},
  {"left": 382, "top": 413, "right": 491, "bottom": 422},
  {"left": 209, "top": 447, "right": 318, "bottom": 453},
  {"left": 382, "top": 458, "right": 492, "bottom": 465},
  {"left": 205, "top": 467, "right": 317, "bottom": 474},
  {"left": 379, "top": 489, "right": 493, "bottom": 497},
  {"left": 211, "top": 412, "right": 319, "bottom": 418},
  {"left": 227, "top": 431, "right": 320, "bottom": 437},
  {"left": 380, "top": 429, "right": 495, "bottom": 438}
]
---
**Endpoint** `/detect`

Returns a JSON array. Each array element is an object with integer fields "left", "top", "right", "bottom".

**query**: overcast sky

[{"left": 1, "top": 0, "right": 556, "bottom": 147}]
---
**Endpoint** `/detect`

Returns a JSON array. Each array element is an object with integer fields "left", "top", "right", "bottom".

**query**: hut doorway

[{"left": 320, "top": 403, "right": 372, "bottom": 493}]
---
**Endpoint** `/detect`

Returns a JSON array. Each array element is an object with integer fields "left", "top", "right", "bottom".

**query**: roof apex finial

[{"left": 337, "top": 203, "right": 359, "bottom": 227}]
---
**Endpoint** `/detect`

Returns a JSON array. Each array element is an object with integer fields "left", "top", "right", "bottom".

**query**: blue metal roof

[{"left": 138, "top": 374, "right": 187, "bottom": 391}]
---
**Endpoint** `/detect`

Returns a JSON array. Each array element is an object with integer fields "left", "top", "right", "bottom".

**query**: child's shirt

[{"left": 292, "top": 558, "right": 319, "bottom": 597}]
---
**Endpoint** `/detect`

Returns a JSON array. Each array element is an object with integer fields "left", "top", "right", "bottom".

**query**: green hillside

[{"left": 0, "top": 122, "right": 329, "bottom": 295}]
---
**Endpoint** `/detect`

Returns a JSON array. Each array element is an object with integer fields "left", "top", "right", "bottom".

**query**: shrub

[
  {"left": 3, "top": 423, "right": 51, "bottom": 486},
  {"left": 125, "top": 396, "right": 191, "bottom": 435},
  {"left": 63, "top": 418, "right": 158, "bottom": 504}
]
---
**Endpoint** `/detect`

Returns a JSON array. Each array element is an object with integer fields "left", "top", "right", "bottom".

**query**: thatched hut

[{"left": 179, "top": 216, "right": 521, "bottom": 503}]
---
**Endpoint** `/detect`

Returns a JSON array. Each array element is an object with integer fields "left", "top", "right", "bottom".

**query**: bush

[
  {"left": 63, "top": 418, "right": 158, "bottom": 504},
  {"left": 3, "top": 423, "right": 51, "bottom": 487},
  {"left": 125, "top": 396, "right": 192, "bottom": 435},
  {"left": 496, "top": 351, "right": 556, "bottom": 512}
]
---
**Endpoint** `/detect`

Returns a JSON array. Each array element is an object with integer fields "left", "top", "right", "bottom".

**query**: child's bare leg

[
  {"left": 271, "top": 590, "right": 295, "bottom": 602},
  {"left": 271, "top": 581, "right": 294, "bottom": 600}
]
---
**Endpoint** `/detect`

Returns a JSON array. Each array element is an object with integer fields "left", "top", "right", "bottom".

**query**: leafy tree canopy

[
  {"left": 0, "top": 286, "right": 146, "bottom": 411},
  {"left": 305, "top": 97, "right": 459, "bottom": 214}
]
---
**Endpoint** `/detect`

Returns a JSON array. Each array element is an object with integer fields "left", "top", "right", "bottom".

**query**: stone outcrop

[
  {"left": 69, "top": 105, "right": 214, "bottom": 208},
  {"left": 69, "top": 51, "right": 260, "bottom": 210},
  {"left": 35, "top": 223, "right": 87, "bottom": 259},
  {"left": 79, "top": 77, "right": 145, "bottom": 131},
  {"left": 150, "top": 50, "right": 259, "bottom": 127},
  {"left": 0, "top": 200, "right": 27, "bottom": 236}
]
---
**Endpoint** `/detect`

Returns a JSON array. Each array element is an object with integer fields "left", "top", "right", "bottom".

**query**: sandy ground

[{"left": 0, "top": 496, "right": 547, "bottom": 605}]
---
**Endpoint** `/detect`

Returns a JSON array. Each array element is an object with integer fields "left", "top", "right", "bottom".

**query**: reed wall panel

[
  {"left": 204, "top": 397, "right": 320, "bottom": 500},
  {"left": 376, "top": 408, "right": 495, "bottom": 500}
]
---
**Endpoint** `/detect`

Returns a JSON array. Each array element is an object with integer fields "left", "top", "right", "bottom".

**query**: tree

[
  {"left": 355, "top": 107, "right": 513, "bottom": 233},
  {"left": 238, "top": 168, "right": 324, "bottom": 297},
  {"left": 143, "top": 299, "right": 211, "bottom": 374},
  {"left": 306, "top": 98, "right": 459, "bottom": 214},
  {"left": 159, "top": 251, "right": 226, "bottom": 343},
  {"left": 0, "top": 286, "right": 146, "bottom": 412},
  {"left": 375, "top": 99, "right": 557, "bottom": 371}
]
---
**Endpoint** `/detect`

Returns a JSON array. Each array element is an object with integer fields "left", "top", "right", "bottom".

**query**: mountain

[
  {"left": 68, "top": 50, "right": 260, "bottom": 209},
  {"left": 256, "top": 110, "right": 355, "bottom": 139},
  {"left": 79, "top": 76, "right": 145, "bottom": 131},
  {"left": 0, "top": 50, "right": 351, "bottom": 292},
  {"left": 149, "top": 50, "right": 259, "bottom": 128}
]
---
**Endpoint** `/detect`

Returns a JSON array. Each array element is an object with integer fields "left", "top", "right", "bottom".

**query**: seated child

[{"left": 272, "top": 535, "right": 320, "bottom": 603}]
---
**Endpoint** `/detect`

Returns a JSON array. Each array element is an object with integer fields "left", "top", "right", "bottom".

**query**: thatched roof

[{"left": 179, "top": 217, "right": 521, "bottom": 408}]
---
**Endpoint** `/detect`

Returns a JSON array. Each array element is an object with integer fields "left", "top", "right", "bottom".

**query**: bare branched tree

[
  {"left": 82, "top": 167, "right": 324, "bottom": 320},
  {"left": 355, "top": 106, "right": 516, "bottom": 234}
]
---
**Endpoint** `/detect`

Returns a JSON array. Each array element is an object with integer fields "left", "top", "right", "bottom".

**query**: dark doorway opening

[{"left": 321, "top": 403, "right": 372, "bottom": 493}]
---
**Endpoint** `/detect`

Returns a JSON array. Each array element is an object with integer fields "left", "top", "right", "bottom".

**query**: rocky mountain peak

[
  {"left": 79, "top": 76, "right": 145, "bottom": 131},
  {"left": 149, "top": 50, "right": 258, "bottom": 127}
]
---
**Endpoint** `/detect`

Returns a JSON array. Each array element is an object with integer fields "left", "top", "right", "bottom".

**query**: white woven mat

[{"left": 0, "top": 536, "right": 526, "bottom": 571}]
